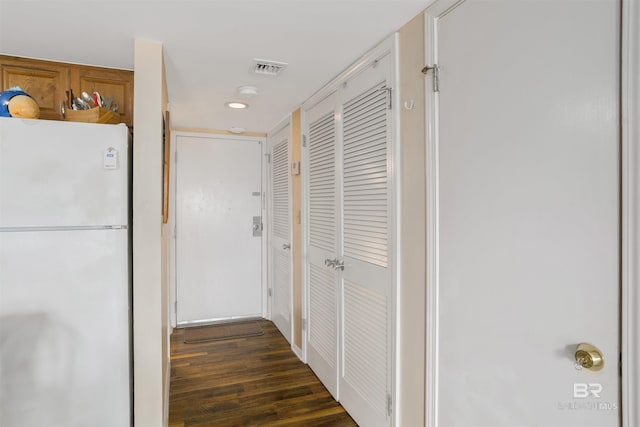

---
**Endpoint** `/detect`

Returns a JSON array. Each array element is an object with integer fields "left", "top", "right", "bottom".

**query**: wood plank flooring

[{"left": 169, "top": 319, "right": 357, "bottom": 427}]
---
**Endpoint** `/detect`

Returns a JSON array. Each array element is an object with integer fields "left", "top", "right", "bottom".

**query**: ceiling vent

[{"left": 250, "top": 59, "right": 288, "bottom": 77}]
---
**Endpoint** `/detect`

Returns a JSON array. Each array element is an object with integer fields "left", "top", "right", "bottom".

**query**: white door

[
  {"left": 269, "top": 124, "right": 292, "bottom": 342},
  {"left": 425, "top": 1, "right": 621, "bottom": 426},
  {"left": 338, "top": 54, "right": 393, "bottom": 427},
  {"left": 304, "top": 49, "right": 394, "bottom": 426},
  {"left": 305, "top": 92, "right": 340, "bottom": 398},
  {"left": 176, "top": 135, "right": 263, "bottom": 325}
]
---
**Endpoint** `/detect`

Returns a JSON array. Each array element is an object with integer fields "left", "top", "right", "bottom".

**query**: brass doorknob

[{"left": 575, "top": 343, "right": 604, "bottom": 371}]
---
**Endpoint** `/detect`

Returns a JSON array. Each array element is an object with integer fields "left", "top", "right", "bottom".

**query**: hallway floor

[{"left": 169, "top": 319, "right": 357, "bottom": 426}]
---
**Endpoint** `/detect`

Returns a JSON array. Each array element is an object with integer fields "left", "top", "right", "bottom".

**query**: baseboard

[
  {"left": 291, "top": 343, "right": 304, "bottom": 362},
  {"left": 163, "top": 357, "right": 171, "bottom": 427}
]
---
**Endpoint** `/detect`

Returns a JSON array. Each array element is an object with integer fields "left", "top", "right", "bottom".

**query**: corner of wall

[
  {"left": 132, "top": 38, "right": 167, "bottom": 427},
  {"left": 396, "top": 11, "right": 427, "bottom": 427}
]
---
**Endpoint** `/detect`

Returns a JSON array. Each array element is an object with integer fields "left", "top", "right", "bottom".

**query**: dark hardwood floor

[{"left": 169, "top": 319, "right": 357, "bottom": 427}]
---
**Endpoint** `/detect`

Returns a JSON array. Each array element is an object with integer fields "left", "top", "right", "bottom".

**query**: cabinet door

[
  {"left": 0, "top": 57, "right": 69, "bottom": 121},
  {"left": 74, "top": 67, "right": 133, "bottom": 126}
]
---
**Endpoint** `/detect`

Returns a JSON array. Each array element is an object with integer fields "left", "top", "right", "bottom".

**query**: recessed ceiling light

[{"left": 225, "top": 101, "right": 249, "bottom": 109}]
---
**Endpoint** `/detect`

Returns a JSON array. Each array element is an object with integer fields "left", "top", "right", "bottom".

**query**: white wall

[{"left": 133, "top": 39, "right": 168, "bottom": 427}]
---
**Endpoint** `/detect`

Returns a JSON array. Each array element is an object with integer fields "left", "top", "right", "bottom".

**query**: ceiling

[{"left": 0, "top": 0, "right": 431, "bottom": 133}]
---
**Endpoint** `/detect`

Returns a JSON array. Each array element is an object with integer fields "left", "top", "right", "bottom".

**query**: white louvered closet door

[
  {"left": 338, "top": 53, "right": 393, "bottom": 427},
  {"left": 269, "top": 125, "right": 292, "bottom": 343},
  {"left": 305, "top": 92, "right": 340, "bottom": 398}
]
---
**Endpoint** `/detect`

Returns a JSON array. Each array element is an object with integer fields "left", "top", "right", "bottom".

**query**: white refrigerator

[{"left": 0, "top": 118, "right": 131, "bottom": 427}]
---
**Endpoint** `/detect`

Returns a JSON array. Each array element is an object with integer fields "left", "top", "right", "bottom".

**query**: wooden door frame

[
  {"left": 423, "top": 1, "right": 640, "bottom": 426},
  {"left": 169, "top": 130, "right": 267, "bottom": 327}
]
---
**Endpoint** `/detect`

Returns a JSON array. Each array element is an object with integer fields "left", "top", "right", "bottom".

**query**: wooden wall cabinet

[
  {"left": 1, "top": 59, "right": 69, "bottom": 121},
  {"left": 0, "top": 55, "right": 133, "bottom": 127},
  {"left": 73, "top": 66, "right": 133, "bottom": 126}
]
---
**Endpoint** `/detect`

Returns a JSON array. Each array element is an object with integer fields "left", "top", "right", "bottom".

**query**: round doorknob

[{"left": 575, "top": 343, "right": 604, "bottom": 371}]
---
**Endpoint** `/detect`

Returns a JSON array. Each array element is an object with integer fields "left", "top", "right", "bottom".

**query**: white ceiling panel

[{"left": 0, "top": 0, "right": 431, "bottom": 132}]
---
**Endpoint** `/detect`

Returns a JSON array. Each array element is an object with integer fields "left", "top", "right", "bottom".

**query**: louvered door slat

[
  {"left": 343, "top": 133, "right": 386, "bottom": 154},
  {"left": 343, "top": 91, "right": 385, "bottom": 114},
  {"left": 274, "top": 249, "right": 290, "bottom": 322},
  {"left": 310, "top": 178, "right": 335, "bottom": 186},
  {"left": 309, "top": 264, "right": 337, "bottom": 369},
  {"left": 344, "top": 153, "right": 386, "bottom": 170},
  {"left": 344, "top": 118, "right": 386, "bottom": 138},
  {"left": 343, "top": 279, "right": 387, "bottom": 417},
  {"left": 344, "top": 174, "right": 387, "bottom": 185},
  {"left": 343, "top": 151, "right": 386, "bottom": 166},
  {"left": 345, "top": 163, "right": 388, "bottom": 178},
  {"left": 343, "top": 90, "right": 386, "bottom": 116},
  {"left": 272, "top": 139, "right": 289, "bottom": 240},
  {"left": 309, "top": 112, "right": 336, "bottom": 253},
  {"left": 342, "top": 82, "right": 388, "bottom": 268},
  {"left": 344, "top": 183, "right": 387, "bottom": 192}
]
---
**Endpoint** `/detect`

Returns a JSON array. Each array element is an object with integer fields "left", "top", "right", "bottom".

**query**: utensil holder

[{"left": 65, "top": 106, "right": 121, "bottom": 124}]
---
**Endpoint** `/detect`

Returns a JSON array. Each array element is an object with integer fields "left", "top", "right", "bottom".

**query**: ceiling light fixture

[
  {"left": 228, "top": 127, "right": 246, "bottom": 134},
  {"left": 225, "top": 101, "right": 249, "bottom": 109},
  {"left": 238, "top": 85, "right": 258, "bottom": 98}
]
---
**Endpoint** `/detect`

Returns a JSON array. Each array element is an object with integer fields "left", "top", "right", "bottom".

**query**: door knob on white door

[
  {"left": 324, "top": 258, "right": 337, "bottom": 267},
  {"left": 282, "top": 243, "right": 291, "bottom": 250},
  {"left": 333, "top": 260, "right": 345, "bottom": 271}
]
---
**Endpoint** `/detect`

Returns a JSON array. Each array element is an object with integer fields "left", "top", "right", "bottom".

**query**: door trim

[
  {"left": 423, "top": 4, "right": 451, "bottom": 425},
  {"left": 621, "top": 1, "right": 640, "bottom": 426},
  {"left": 424, "top": 1, "right": 639, "bottom": 426}
]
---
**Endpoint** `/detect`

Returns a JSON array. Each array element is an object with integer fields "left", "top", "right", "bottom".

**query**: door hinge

[
  {"left": 387, "top": 394, "right": 392, "bottom": 417},
  {"left": 422, "top": 64, "right": 440, "bottom": 93},
  {"left": 302, "top": 134, "right": 308, "bottom": 147},
  {"left": 302, "top": 318, "right": 307, "bottom": 331},
  {"left": 174, "top": 301, "right": 177, "bottom": 313},
  {"left": 174, "top": 151, "right": 178, "bottom": 163},
  {"left": 265, "top": 153, "right": 271, "bottom": 164},
  {"left": 268, "top": 288, "right": 273, "bottom": 297}
]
